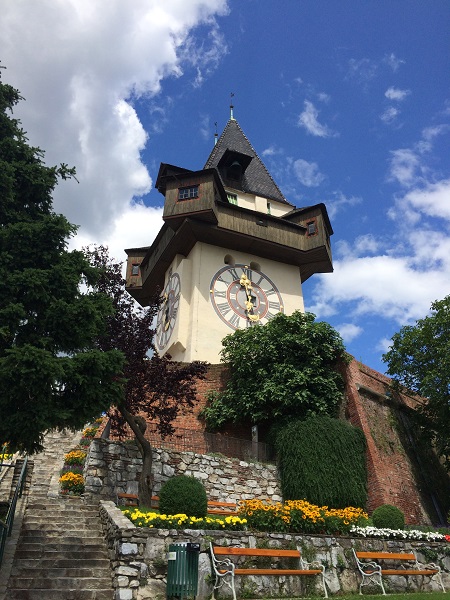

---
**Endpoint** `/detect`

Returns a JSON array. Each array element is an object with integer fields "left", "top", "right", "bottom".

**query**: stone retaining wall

[
  {"left": 99, "top": 500, "right": 450, "bottom": 600},
  {"left": 84, "top": 438, "right": 281, "bottom": 502}
]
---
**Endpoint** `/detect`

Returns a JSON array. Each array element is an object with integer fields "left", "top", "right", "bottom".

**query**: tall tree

[
  {"left": 383, "top": 295, "right": 450, "bottom": 469},
  {"left": 85, "top": 246, "right": 208, "bottom": 506},
  {"left": 201, "top": 310, "right": 347, "bottom": 432},
  {"left": 0, "top": 72, "right": 124, "bottom": 454}
]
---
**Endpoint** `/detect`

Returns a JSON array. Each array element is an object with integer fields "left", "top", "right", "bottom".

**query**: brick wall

[{"left": 103, "top": 359, "right": 447, "bottom": 525}]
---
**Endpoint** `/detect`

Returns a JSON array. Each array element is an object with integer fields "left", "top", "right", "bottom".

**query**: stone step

[
  {"left": 14, "top": 549, "right": 108, "bottom": 560},
  {"left": 20, "top": 530, "right": 105, "bottom": 545},
  {"left": 11, "top": 558, "right": 111, "bottom": 570},
  {"left": 6, "top": 589, "right": 113, "bottom": 599},
  {"left": 21, "top": 520, "right": 102, "bottom": 530},
  {"left": 22, "top": 519, "right": 102, "bottom": 528},
  {"left": 11, "top": 566, "right": 112, "bottom": 578},
  {"left": 8, "top": 577, "right": 112, "bottom": 590},
  {"left": 15, "top": 542, "right": 109, "bottom": 554}
]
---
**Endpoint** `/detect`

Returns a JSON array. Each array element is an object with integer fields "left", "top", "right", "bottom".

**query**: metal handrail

[{"left": 0, "top": 456, "right": 28, "bottom": 567}]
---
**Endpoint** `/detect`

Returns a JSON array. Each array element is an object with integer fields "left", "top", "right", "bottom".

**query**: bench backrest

[
  {"left": 213, "top": 546, "right": 301, "bottom": 558},
  {"left": 356, "top": 551, "right": 416, "bottom": 561}
]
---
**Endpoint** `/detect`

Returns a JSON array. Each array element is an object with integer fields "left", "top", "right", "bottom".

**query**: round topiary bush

[
  {"left": 371, "top": 504, "right": 405, "bottom": 530},
  {"left": 158, "top": 475, "right": 208, "bottom": 518}
]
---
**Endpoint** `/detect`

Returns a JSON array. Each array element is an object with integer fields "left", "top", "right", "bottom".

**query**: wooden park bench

[
  {"left": 210, "top": 543, "right": 328, "bottom": 600},
  {"left": 116, "top": 493, "right": 238, "bottom": 515},
  {"left": 353, "top": 549, "right": 445, "bottom": 594}
]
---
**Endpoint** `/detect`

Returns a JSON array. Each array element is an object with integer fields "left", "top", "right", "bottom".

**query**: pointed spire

[
  {"left": 214, "top": 121, "right": 218, "bottom": 146},
  {"left": 230, "top": 92, "right": 235, "bottom": 120}
]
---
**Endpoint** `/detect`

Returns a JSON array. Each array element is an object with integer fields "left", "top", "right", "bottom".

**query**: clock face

[
  {"left": 210, "top": 264, "right": 284, "bottom": 330},
  {"left": 156, "top": 273, "right": 181, "bottom": 349}
]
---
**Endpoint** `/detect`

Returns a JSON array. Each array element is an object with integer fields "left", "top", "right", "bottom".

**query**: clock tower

[{"left": 125, "top": 115, "right": 333, "bottom": 363}]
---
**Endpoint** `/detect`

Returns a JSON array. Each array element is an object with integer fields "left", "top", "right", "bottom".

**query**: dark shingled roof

[{"left": 204, "top": 119, "right": 293, "bottom": 206}]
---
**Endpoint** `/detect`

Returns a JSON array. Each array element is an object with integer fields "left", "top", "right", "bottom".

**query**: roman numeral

[
  {"left": 214, "top": 290, "right": 227, "bottom": 298},
  {"left": 229, "top": 313, "right": 240, "bottom": 328},
  {"left": 268, "top": 301, "right": 280, "bottom": 310},
  {"left": 217, "top": 302, "right": 231, "bottom": 316}
]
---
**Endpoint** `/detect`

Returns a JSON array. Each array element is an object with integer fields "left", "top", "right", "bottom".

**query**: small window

[
  {"left": 178, "top": 185, "right": 199, "bottom": 200},
  {"left": 267, "top": 202, "right": 271, "bottom": 215},
  {"left": 131, "top": 264, "right": 140, "bottom": 276},
  {"left": 307, "top": 220, "right": 317, "bottom": 236},
  {"left": 227, "top": 192, "right": 238, "bottom": 205}
]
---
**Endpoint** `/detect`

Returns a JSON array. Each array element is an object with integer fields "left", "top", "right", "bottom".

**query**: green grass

[
  {"left": 261, "top": 595, "right": 447, "bottom": 600},
  {"left": 336, "top": 594, "right": 447, "bottom": 600}
]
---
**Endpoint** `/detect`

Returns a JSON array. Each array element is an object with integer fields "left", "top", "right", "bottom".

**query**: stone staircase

[{"left": 2, "top": 431, "right": 114, "bottom": 600}]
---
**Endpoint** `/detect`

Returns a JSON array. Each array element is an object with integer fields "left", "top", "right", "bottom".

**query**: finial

[
  {"left": 214, "top": 121, "right": 218, "bottom": 146},
  {"left": 230, "top": 92, "right": 235, "bottom": 120}
]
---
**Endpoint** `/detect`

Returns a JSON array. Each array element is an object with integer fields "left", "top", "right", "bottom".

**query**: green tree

[
  {"left": 0, "top": 72, "right": 124, "bottom": 454},
  {"left": 85, "top": 245, "right": 208, "bottom": 506},
  {"left": 383, "top": 295, "right": 450, "bottom": 468},
  {"left": 275, "top": 416, "right": 367, "bottom": 508},
  {"left": 201, "top": 311, "right": 347, "bottom": 431}
]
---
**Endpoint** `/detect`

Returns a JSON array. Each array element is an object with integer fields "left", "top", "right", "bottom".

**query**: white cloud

[
  {"left": 347, "top": 58, "right": 378, "bottom": 84},
  {"left": 72, "top": 204, "right": 164, "bottom": 266},
  {"left": 262, "top": 145, "right": 283, "bottom": 157},
  {"left": 383, "top": 53, "right": 405, "bottom": 72},
  {"left": 385, "top": 87, "right": 410, "bottom": 101},
  {"left": 380, "top": 106, "right": 400, "bottom": 124},
  {"left": 297, "top": 100, "right": 337, "bottom": 138},
  {"left": 388, "top": 148, "right": 422, "bottom": 186},
  {"left": 326, "top": 191, "right": 362, "bottom": 219},
  {"left": 422, "top": 124, "right": 450, "bottom": 141},
  {"left": 309, "top": 253, "right": 447, "bottom": 325},
  {"left": 0, "top": 0, "right": 229, "bottom": 249},
  {"left": 376, "top": 337, "right": 392, "bottom": 354},
  {"left": 401, "top": 179, "right": 450, "bottom": 221},
  {"left": 336, "top": 323, "right": 363, "bottom": 343},
  {"left": 292, "top": 159, "right": 325, "bottom": 187}
]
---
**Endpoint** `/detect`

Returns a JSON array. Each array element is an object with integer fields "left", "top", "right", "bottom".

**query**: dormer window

[
  {"left": 178, "top": 185, "right": 199, "bottom": 200},
  {"left": 306, "top": 219, "right": 317, "bottom": 236},
  {"left": 227, "top": 192, "right": 238, "bottom": 205},
  {"left": 131, "top": 264, "right": 140, "bottom": 276}
]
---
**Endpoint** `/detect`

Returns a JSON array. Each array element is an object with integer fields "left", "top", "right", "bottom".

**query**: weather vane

[{"left": 230, "top": 92, "right": 235, "bottom": 120}]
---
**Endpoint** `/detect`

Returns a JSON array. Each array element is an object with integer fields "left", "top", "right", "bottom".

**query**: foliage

[
  {"left": 85, "top": 246, "right": 208, "bottom": 506},
  {"left": 201, "top": 311, "right": 347, "bottom": 431},
  {"left": 383, "top": 295, "right": 450, "bottom": 468},
  {"left": 371, "top": 504, "right": 405, "bottom": 530},
  {"left": 159, "top": 475, "right": 208, "bottom": 518},
  {"left": 0, "top": 72, "right": 124, "bottom": 454},
  {"left": 59, "top": 472, "right": 85, "bottom": 494},
  {"left": 122, "top": 508, "right": 247, "bottom": 531},
  {"left": 238, "top": 499, "right": 368, "bottom": 535},
  {"left": 275, "top": 416, "right": 367, "bottom": 508}
]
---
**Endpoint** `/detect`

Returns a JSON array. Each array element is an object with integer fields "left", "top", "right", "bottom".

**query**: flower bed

[
  {"left": 122, "top": 498, "right": 450, "bottom": 543},
  {"left": 122, "top": 508, "right": 247, "bottom": 530},
  {"left": 59, "top": 422, "right": 100, "bottom": 495},
  {"left": 238, "top": 499, "right": 368, "bottom": 535},
  {"left": 351, "top": 525, "right": 450, "bottom": 542}
]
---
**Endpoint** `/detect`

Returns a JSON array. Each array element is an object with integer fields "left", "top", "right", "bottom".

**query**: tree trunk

[{"left": 119, "top": 407, "right": 154, "bottom": 507}]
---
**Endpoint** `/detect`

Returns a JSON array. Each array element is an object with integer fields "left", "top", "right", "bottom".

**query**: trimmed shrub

[
  {"left": 372, "top": 504, "right": 405, "bottom": 530},
  {"left": 275, "top": 415, "right": 367, "bottom": 508},
  {"left": 159, "top": 475, "right": 208, "bottom": 518}
]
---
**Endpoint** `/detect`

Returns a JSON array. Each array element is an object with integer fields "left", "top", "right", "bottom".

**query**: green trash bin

[{"left": 166, "top": 542, "right": 200, "bottom": 599}]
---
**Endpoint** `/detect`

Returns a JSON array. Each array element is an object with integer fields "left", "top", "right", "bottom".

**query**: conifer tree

[{"left": 0, "top": 72, "right": 124, "bottom": 454}]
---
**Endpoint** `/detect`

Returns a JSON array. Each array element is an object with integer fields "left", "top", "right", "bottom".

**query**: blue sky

[{"left": 1, "top": 0, "right": 449, "bottom": 373}]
